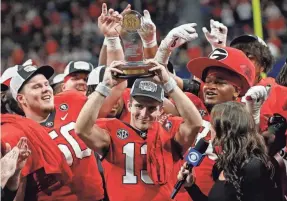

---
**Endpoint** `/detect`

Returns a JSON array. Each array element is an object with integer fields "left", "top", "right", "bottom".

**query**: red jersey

[
  {"left": 97, "top": 117, "right": 186, "bottom": 201},
  {"left": 118, "top": 88, "right": 131, "bottom": 122},
  {"left": 178, "top": 93, "right": 215, "bottom": 196},
  {"left": 1, "top": 114, "right": 74, "bottom": 201},
  {"left": 40, "top": 90, "right": 104, "bottom": 201}
]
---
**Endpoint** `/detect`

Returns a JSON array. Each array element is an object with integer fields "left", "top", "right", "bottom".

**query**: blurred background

[{"left": 1, "top": 0, "right": 287, "bottom": 78}]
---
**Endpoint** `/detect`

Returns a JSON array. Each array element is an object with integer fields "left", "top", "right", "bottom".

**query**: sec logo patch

[{"left": 117, "top": 129, "right": 129, "bottom": 140}]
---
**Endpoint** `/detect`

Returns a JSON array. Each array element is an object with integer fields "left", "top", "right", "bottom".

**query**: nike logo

[{"left": 61, "top": 113, "right": 68, "bottom": 121}]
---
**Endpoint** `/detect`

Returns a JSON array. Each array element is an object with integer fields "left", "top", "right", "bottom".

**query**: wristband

[
  {"left": 103, "top": 37, "right": 108, "bottom": 46},
  {"left": 154, "top": 46, "right": 171, "bottom": 65},
  {"left": 106, "top": 37, "right": 122, "bottom": 50},
  {"left": 95, "top": 82, "right": 111, "bottom": 97},
  {"left": 162, "top": 77, "right": 177, "bottom": 94}
]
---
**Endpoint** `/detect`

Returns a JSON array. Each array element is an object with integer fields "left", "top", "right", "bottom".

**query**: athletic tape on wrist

[
  {"left": 95, "top": 82, "right": 111, "bottom": 97},
  {"left": 103, "top": 37, "right": 108, "bottom": 46},
  {"left": 163, "top": 77, "right": 177, "bottom": 93},
  {"left": 155, "top": 48, "right": 171, "bottom": 65},
  {"left": 106, "top": 37, "right": 121, "bottom": 50}
]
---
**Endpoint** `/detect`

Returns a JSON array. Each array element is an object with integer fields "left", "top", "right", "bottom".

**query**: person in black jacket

[{"left": 177, "top": 101, "right": 283, "bottom": 201}]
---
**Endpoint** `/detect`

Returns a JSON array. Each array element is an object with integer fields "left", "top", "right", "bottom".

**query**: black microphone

[{"left": 171, "top": 138, "right": 209, "bottom": 199}]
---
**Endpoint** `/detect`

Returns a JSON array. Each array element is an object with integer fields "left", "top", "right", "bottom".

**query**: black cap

[
  {"left": 10, "top": 65, "right": 54, "bottom": 100},
  {"left": 64, "top": 61, "right": 93, "bottom": 77},
  {"left": 230, "top": 34, "right": 267, "bottom": 47},
  {"left": 130, "top": 78, "right": 164, "bottom": 103}
]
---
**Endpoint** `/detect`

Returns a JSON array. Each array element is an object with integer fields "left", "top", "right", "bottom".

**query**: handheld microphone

[{"left": 170, "top": 138, "right": 209, "bottom": 199}]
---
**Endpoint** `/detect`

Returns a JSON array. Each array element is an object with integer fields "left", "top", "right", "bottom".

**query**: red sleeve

[{"left": 1, "top": 125, "right": 24, "bottom": 154}]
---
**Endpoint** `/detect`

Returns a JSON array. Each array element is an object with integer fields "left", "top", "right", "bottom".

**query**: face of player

[
  {"left": 246, "top": 55, "right": 263, "bottom": 84},
  {"left": 107, "top": 97, "right": 124, "bottom": 118},
  {"left": 203, "top": 69, "right": 239, "bottom": 107},
  {"left": 62, "top": 72, "right": 88, "bottom": 95},
  {"left": 18, "top": 74, "right": 54, "bottom": 114},
  {"left": 129, "top": 96, "right": 162, "bottom": 131}
]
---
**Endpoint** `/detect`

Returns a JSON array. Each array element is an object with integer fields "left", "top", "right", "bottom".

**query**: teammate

[
  {"left": 186, "top": 46, "right": 256, "bottom": 195},
  {"left": 230, "top": 34, "right": 274, "bottom": 85},
  {"left": 75, "top": 59, "right": 203, "bottom": 201},
  {"left": 9, "top": 63, "right": 104, "bottom": 201},
  {"left": 62, "top": 61, "right": 93, "bottom": 95},
  {"left": 50, "top": 73, "right": 65, "bottom": 95}
]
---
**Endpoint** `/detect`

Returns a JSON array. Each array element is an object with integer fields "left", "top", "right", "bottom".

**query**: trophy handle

[
  {"left": 114, "top": 73, "right": 155, "bottom": 79},
  {"left": 113, "top": 62, "right": 155, "bottom": 79}
]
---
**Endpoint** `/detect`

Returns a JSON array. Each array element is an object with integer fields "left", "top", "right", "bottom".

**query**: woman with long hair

[{"left": 178, "top": 101, "right": 282, "bottom": 201}]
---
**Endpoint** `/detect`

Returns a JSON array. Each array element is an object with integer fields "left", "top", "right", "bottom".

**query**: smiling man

[
  {"left": 9, "top": 64, "right": 105, "bottom": 201},
  {"left": 75, "top": 59, "right": 203, "bottom": 201},
  {"left": 186, "top": 46, "right": 256, "bottom": 195},
  {"left": 62, "top": 61, "right": 93, "bottom": 95}
]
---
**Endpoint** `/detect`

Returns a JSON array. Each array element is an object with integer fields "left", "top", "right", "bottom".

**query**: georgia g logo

[{"left": 209, "top": 48, "right": 228, "bottom": 61}]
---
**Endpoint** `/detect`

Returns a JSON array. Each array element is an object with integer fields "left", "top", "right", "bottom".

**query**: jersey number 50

[{"left": 49, "top": 122, "right": 92, "bottom": 166}]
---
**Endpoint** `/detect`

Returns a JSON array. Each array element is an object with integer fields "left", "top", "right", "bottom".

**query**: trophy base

[{"left": 114, "top": 61, "right": 155, "bottom": 79}]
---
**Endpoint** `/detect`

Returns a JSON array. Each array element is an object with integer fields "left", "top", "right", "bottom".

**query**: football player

[
  {"left": 50, "top": 73, "right": 64, "bottom": 95},
  {"left": 9, "top": 63, "right": 104, "bottom": 201},
  {"left": 75, "top": 59, "right": 203, "bottom": 201},
  {"left": 186, "top": 47, "right": 256, "bottom": 195},
  {"left": 62, "top": 61, "right": 93, "bottom": 95}
]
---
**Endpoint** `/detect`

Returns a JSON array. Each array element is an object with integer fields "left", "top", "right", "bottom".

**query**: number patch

[
  {"left": 122, "top": 143, "right": 153, "bottom": 184},
  {"left": 49, "top": 122, "right": 92, "bottom": 166}
]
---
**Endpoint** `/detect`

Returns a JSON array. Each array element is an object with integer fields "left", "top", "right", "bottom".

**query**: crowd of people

[
  {"left": 1, "top": 1, "right": 287, "bottom": 201},
  {"left": 2, "top": 0, "right": 287, "bottom": 77}
]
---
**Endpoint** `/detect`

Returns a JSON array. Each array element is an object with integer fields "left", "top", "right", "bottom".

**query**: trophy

[{"left": 114, "top": 10, "right": 155, "bottom": 79}]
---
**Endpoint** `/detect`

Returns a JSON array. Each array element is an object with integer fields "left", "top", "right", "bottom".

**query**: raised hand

[
  {"left": 242, "top": 85, "right": 271, "bottom": 125},
  {"left": 202, "top": 19, "right": 228, "bottom": 50},
  {"left": 155, "top": 23, "right": 198, "bottom": 64},
  {"left": 145, "top": 59, "right": 170, "bottom": 84},
  {"left": 161, "top": 23, "right": 198, "bottom": 51},
  {"left": 98, "top": 3, "right": 123, "bottom": 37},
  {"left": 102, "top": 60, "right": 126, "bottom": 88},
  {"left": 137, "top": 10, "right": 157, "bottom": 48},
  {"left": 16, "top": 137, "right": 31, "bottom": 171}
]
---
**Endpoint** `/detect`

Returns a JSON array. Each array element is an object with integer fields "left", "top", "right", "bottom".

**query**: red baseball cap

[{"left": 187, "top": 47, "right": 255, "bottom": 96}]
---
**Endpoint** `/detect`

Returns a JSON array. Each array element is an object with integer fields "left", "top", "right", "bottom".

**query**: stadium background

[{"left": 1, "top": 0, "right": 287, "bottom": 78}]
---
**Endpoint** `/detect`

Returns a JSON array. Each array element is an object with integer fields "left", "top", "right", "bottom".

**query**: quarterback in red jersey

[
  {"left": 187, "top": 47, "right": 256, "bottom": 195},
  {"left": 75, "top": 59, "right": 203, "bottom": 201},
  {"left": 9, "top": 63, "right": 104, "bottom": 201}
]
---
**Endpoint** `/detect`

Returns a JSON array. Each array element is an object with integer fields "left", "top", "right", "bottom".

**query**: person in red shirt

[
  {"left": 75, "top": 59, "right": 203, "bottom": 201},
  {"left": 186, "top": 47, "right": 256, "bottom": 195},
  {"left": 9, "top": 63, "right": 104, "bottom": 201}
]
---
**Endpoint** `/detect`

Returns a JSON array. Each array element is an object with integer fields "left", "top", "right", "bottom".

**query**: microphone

[{"left": 170, "top": 138, "right": 209, "bottom": 199}]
